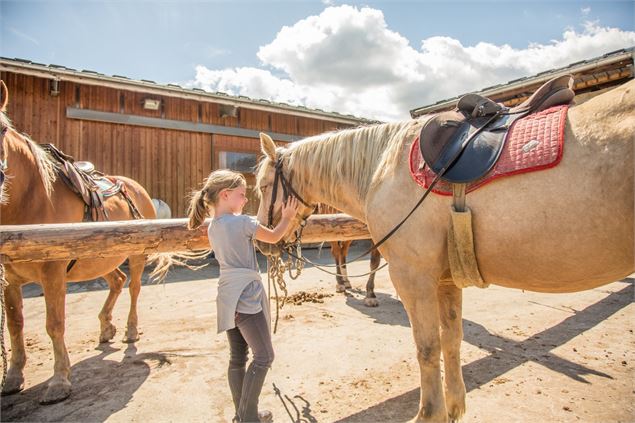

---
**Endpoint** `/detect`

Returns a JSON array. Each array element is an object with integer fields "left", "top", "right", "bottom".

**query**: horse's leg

[
  {"left": 363, "top": 247, "right": 380, "bottom": 307},
  {"left": 98, "top": 268, "right": 127, "bottom": 343},
  {"left": 390, "top": 263, "right": 447, "bottom": 422},
  {"left": 2, "top": 280, "right": 27, "bottom": 395},
  {"left": 340, "top": 240, "right": 352, "bottom": 289},
  {"left": 40, "top": 262, "right": 72, "bottom": 404},
  {"left": 438, "top": 282, "right": 465, "bottom": 421},
  {"left": 331, "top": 242, "right": 347, "bottom": 293},
  {"left": 123, "top": 255, "right": 145, "bottom": 342}
]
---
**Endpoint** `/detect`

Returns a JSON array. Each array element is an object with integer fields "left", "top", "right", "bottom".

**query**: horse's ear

[
  {"left": 0, "top": 80, "right": 8, "bottom": 112},
  {"left": 259, "top": 132, "right": 277, "bottom": 161}
]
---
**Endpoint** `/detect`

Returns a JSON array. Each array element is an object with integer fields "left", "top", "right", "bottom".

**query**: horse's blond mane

[
  {"left": 257, "top": 119, "right": 423, "bottom": 204},
  {"left": 1, "top": 111, "right": 57, "bottom": 197}
]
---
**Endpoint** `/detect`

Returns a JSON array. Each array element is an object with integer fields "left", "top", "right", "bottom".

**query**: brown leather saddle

[
  {"left": 40, "top": 144, "right": 143, "bottom": 221},
  {"left": 419, "top": 75, "right": 575, "bottom": 184}
]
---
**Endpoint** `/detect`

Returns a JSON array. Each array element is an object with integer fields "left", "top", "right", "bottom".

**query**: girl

[{"left": 188, "top": 169, "right": 299, "bottom": 423}]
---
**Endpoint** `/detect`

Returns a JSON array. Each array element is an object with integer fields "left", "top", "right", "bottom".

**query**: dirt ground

[{"left": 1, "top": 242, "right": 633, "bottom": 423}]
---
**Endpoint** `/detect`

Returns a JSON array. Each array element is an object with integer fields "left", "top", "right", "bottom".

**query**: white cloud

[
  {"left": 186, "top": 6, "right": 635, "bottom": 121},
  {"left": 581, "top": 7, "right": 591, "bottom": 15}
]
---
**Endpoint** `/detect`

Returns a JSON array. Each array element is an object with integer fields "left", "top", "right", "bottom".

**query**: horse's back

[
  {"left": 456, "top": 97, "right": 633, "bottom": 292},
  {"left": 104, "top": 175, "right": 156, "bottom": 220}
]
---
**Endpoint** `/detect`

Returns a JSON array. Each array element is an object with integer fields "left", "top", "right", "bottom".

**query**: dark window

[{"left": 219, "top": 151, "right": 257, "bottom": 174}]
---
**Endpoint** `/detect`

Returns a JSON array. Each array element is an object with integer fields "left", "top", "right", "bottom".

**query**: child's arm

[{"left": 255, "top": 197, "right": 300, "bottom": 244}]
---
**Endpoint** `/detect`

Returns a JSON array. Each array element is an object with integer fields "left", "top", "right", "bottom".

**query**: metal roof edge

[
  {"left": 410, "top": 47, "right": 635, "bottom": 117},
  {"left": 0, "top": 58, "right": 377, "bottom": 126}
]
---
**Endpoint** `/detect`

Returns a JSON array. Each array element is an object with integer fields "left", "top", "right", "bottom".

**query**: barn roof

[
  {"left": 409, "top": 47, "right": 634, "bottom": 117},
  {"left": 0, "top": 57, "right": 378, "bottom": 126}
]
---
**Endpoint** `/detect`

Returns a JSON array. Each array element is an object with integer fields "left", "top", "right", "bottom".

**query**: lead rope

[
  {"left": 0, "top": 264, "right": 8, "bottom": 391},
  {"left": 267, "top": 254, "right": 289, "bottom": 334}
]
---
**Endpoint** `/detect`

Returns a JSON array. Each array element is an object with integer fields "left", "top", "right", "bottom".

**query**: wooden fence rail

[{"left": 0, "top": 214, "right": 370, "bottom": 264}]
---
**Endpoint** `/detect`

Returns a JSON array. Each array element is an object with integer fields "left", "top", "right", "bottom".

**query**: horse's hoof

[
  {"left": 344, "top": 281, "right": 352, "bottom": 289},
  {"left": 335, "top": 284, "right": 346, "bottom": 293},
  {"left": 123, "top": 328, "right": 140, "bottom": 343},
  {"left": 447, "top": 399, "right": 466, "bottom": 422},
  {"left": 364, "top": 297, "right": 379, "bottom": 307},
  {"left": 1, "top": 373, "right": 25, "bottom": 395},
  {"left": 99, "top": 323, "right": 117, "bottom": 343},
  {"left": 40, "top": 380, "right": 71, "bottom": 404}
]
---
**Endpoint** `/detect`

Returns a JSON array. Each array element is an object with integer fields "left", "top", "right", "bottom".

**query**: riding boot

[
  {"left": 228, "top": 367, "right": 245, "bottom": 422},
  {"left": 237, "top": 363, "right": 273, "bottom": 423}
]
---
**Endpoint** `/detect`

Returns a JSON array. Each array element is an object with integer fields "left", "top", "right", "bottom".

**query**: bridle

[
  {"left": 0, "top": 126, "right": 8, "bottom": 188},
  {"left": 266, "top": 156, "right": 316, "bottom": 239},
  {"left": 264, "top": 155, "right": 390, "bottom": 280},
  {"left": 263, "top": 156, "right": 318, "bottom": 333}
]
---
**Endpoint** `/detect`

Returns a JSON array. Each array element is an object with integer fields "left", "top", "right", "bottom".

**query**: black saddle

[{"left": 419, "top": 75, "right": 575, "bottom": 184}]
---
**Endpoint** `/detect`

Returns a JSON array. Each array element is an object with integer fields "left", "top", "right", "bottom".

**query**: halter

[{"left": 266, "top": 157, "right": 316, "bottom": 233}]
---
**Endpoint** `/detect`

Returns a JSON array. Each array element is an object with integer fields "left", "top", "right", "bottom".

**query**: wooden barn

[{"left": 0, "top": 58, "right": 375, "bottom": 217}]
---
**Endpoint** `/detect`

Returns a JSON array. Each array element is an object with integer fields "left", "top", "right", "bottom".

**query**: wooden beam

[
  {"left": 66, "top": 107, "right": 303, "bottom": 142},
  {"left": 0, "top": 214, "right": 370, "bottom": 264}
]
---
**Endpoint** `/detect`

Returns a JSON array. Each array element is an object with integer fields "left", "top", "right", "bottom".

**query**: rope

[
  {"left": 267, "top": 255, "right": 290, "bottom": 334},
  {"left": 0, "top": 264, "right": 8, "bottom": 391},
  {"left": 284, "top": 247, "right": 389, "bottom": 279}
]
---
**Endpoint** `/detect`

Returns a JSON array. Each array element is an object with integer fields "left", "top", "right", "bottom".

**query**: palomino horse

[
  {"left": 0, "top": 81, "right": 169, "bottom": 404},
  {"left": 254, "top": 80, "right": 634, "bottom": 422}
]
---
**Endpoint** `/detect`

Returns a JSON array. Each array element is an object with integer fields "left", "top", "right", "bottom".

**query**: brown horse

[
  {"left": 330, "top": 240, "right": 381, "bottom": 306},
  {"left": 0, "top": 81, "right": 170, "bottom": 404},
  {"left": 254, "top": 80, "right": 634, "bottom": 422}
]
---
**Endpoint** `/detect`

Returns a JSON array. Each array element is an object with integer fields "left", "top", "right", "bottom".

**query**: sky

[{"left": 1, "top": 1, "right": 634, "bottom": 121}]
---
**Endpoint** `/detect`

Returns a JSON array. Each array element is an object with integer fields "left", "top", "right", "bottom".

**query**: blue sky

[{"left": 1, "top": 1, "right": 634, "bottom": 120}]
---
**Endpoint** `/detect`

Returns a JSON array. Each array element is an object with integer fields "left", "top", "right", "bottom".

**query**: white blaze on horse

[
  {"left": 254, "top": 79, "right": 634, "bottom": 422},
  {"left": 0, "top": 81, "right": 175, "bottom": 404}
]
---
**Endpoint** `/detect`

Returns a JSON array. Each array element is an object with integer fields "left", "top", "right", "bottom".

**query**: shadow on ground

[
  {"left": 1, "top": 343, "right": 170, "bottom": 422},
  {"left": 335, "top": 279, "right": 633, "bottom": 422}
]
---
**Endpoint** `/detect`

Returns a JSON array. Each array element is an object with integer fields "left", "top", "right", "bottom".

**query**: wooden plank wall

[{"left": 0, "top": 71, "right": 351, "bottom": 217}]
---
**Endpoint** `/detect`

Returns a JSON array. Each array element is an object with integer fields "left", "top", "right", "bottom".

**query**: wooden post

[{"left": 0, "top": 214, "right": 370, "bottom": 264}]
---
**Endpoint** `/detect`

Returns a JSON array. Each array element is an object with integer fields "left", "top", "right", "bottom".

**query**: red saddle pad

[{"left": 409, "top": 104, "right": 569, "bottom": 195}]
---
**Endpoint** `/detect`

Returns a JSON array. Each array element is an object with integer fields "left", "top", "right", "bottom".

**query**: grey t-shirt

[{"left": 209, "top": 214, "right": 263, "bottom": 314}]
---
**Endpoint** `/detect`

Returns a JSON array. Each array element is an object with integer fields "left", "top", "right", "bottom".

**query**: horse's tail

[{"left": 146, "top": 250, "right": 211, "bottom": 282}]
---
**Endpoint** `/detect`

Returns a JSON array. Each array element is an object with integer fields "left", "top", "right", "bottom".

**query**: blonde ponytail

[{"left": 187, "top": 189, "right": 209, "bottom": 230}]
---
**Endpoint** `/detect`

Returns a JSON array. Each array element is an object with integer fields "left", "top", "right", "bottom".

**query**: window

[{"left": 219, "top": 151, "right": 258, "bottom": 174}]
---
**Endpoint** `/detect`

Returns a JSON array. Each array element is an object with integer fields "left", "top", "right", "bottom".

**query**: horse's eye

[{"left": 260, "top": 186, "right": 267, "bottom": 192}]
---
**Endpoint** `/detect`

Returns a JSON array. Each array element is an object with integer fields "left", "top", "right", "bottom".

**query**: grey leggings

[{"left": 227, "top": 310, "right": 274, "bottom": 369}]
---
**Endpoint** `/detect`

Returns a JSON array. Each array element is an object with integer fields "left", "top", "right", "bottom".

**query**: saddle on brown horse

[
  {"left": 419, "top": 75, "right": 575, "bottom": 185},
  {"left": 40, "top": 143, "right": 143, "bottom": 221}
]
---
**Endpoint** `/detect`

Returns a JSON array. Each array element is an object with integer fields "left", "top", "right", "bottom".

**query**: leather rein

[
  {"left": 265, "top": 101, "right": 537, "bottom": 278},
  {"left": 266, "top": 108, "right": 513, "bottom": 276}
]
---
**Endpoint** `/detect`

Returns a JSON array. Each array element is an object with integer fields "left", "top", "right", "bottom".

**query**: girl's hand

[
  {"left": 281, "top": 197, "right": 299, "bottom": 220},
  {"left": 255, "top": 197, "right": 300, "bottom": 244}
]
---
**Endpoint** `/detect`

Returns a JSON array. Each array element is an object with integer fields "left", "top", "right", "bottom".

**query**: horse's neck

[
  {"left": 2, "top": 136, "right": 50, "bottom": 218},
  {"left": 312, "top": 183, "right": 366, "bottom": 221}
]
